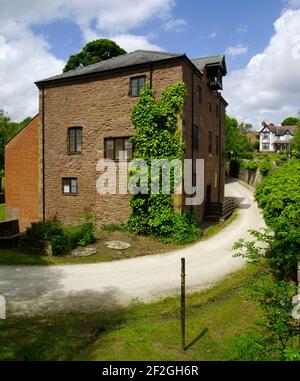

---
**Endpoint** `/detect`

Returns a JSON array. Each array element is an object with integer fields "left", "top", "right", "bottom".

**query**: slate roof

[
  {"left": 192, "top": 55, "right": 227, "bottom": 74},
  {"left": 260, "top": 122, "right": 297, "bottom": 136},
  {"left": 35, "top": 50, "right": 226, "bottom": 86},
  {"left": 261, "top": 123, "right": 297, "bottom": 136}
]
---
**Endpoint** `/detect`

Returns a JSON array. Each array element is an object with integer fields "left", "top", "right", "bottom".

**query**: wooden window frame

[
  {"left": 197, "top": 86, "right": 203, "bottom": 103},
  {"left": 62, "top": 178, "right": 78, "bottom": 196},
  {"left": 68, "top": 127, "right": 82, "bottom": 154},
  {"left": 129, "top": 75, "right": 146, "bottom": 97},
  {"left": 104, "top": 137, "right": 134, "bottom": 161}
]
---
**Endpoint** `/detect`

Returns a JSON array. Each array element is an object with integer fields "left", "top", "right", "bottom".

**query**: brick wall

[
  {"left": 182, "top": 62, "right": 225, "bottom": 224},
  {"left": 39, "top": 59, "right": 226, "bottom": 227},
  {"left": 4, "top": 115, "right": 40, "bottom": 231},
  {"left": 41, "top": 63, "right": 183, "bottom": 226}
]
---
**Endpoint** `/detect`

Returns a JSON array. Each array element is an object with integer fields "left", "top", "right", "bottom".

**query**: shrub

[
  {"left": 259, "top": 159, "right": 272, "bottom": 177},
  {"left": 159, "top": 212, "right": 203, "bottom": 245},
  {"left": 101, "top": 223, "right": 129, "bottom": 232},
  {"left": 20, "top": 216, "right": 95, "bottom": 256},
  {"left": 67, "top": 223, "right": 95, "bottom": 247},
  {"left": 241, "top": 160, "right": 258, "bottom": 171},
  {"left": 20, "top": 220, "right": 65, "bottom": 254},
  {"left": 239, "top": 152, "right": 254, "bottom": 160},
  {"left": 229, "top": 157, "right": 241, "bottom": 177}
]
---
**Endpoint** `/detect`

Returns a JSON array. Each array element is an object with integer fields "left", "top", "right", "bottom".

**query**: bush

[
  {"left": 67, "top": 222, "right": 95, "bottom": 247},
  {"left": 20, "top": 220, "right": 65, "bottom": 254},
  {"left": 159, "top": 212, "right": 203, "bottom": 245},
  {"left": 255, "top": 160, "right": 300, "bottom": 281},
  {"left": 241, "top": 160, "right": 258, "bottom": 170},
  {"left": 229, "top": 157, "right": 241, "bottom": 177},
  {"left": 239, "top": 152, "right": 254, "bottom": 160},
  {"left": 101, "top": 223, "right": 129, "bottom": 232},
  {"left": 20, "top": 217, "right": 95, "bottom": 256},
  {"left": 259, "top": 159, "right": 272, "bottom": 177}
]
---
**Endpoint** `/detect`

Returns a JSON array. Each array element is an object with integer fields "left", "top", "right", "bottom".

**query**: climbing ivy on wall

[{"left": 127, "top": 82, "right": 202, "bottom": 244}]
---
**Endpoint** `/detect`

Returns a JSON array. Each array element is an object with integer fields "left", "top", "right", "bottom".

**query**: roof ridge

[
  {"left": 133, "top": 49, "right": 183, "bottom": 56},
  {"left": 192, "top": 54, "right": 224, "bottom": 61},
  {"left": 60, "top": 50, "right": 182, "bottom": 75}
]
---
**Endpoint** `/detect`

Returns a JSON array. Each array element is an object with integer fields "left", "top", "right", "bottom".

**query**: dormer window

[{"left": 207, "top": 67, "right": 223, "bottom": 90}]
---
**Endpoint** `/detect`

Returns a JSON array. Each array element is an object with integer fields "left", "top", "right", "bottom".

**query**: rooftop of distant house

[{"left": 260, "top": 121, "right": 298, "bottom": 136}]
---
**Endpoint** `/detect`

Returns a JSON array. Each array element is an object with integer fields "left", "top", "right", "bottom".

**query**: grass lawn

[
  {"left": 0, "top": 212, "right": 238, "bottom": 266},
  {"left": 0, "top": 204, "right": 5, "bottom": 221},
  {"left": 0, "top": 265, "right": 260, "bottom": 361}
]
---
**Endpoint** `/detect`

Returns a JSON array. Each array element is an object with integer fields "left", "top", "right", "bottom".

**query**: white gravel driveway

[{"left": 0, "top": 179, "right": 265, "bottom": 316}]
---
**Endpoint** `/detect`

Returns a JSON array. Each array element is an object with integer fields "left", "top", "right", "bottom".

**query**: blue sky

[
  {"left": 1, "top": 0, "right": 300, "bottom": 126},
  {"left": 32, "top": 0, "right": 283, "bottom": 69}
]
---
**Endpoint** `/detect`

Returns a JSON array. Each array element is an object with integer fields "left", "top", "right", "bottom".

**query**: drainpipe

[
  {"left": 218, "top": 97, "right": 222, "bottom": 205},
  {"left": 149, "top": 63, "right": 153, "bottom": 89},
  {"left": 42, "top": 88, "right": 45, "bottom": 221},
  {"left": 191, "top": 71, "right": 194, "bottom": 215}
]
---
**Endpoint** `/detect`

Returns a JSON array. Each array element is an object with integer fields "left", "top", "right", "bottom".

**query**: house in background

[
  {"left": 5, "top": 50, "right": 228, "bottom": 231},
  {"left": 246, "top": 130, "right": 260, "bottom": 149},
  {"left": 259, "top": 122, "right": 297, "bottom": 153}
]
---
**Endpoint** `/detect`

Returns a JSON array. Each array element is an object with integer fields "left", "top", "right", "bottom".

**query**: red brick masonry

[{"left": 4, "top": 115, "right": 40, "bottom": 231}]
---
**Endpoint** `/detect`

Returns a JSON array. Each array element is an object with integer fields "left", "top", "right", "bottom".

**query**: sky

[{"left": 1, "top": 0, "right": 300, "bottom": 129}]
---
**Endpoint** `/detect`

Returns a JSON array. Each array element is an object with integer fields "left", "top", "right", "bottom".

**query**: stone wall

[{"left": 40, "top": 60, "right": 226, "bottom": 226}]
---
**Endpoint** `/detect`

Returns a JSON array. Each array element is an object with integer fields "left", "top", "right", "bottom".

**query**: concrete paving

[{"left": 0, "top": 179, "right": 265, "bottom": 316}]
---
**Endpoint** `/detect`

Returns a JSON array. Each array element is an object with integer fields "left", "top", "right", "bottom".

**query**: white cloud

[
  {"left": 283, "top": 0, "right": 300, "bottom": 9},
  {"left": 224, "top": 9, "right": 300, "bottom": 127},
  {"left": 164, "top": 18, "right": 187, "bottom": 32},
  {"left": 236, "top": 25, "right": 248, "bottom": 35},
  {"left": 0, "top": 28, "right": 64, "bottom": 120},
  {"left": 226, "top": 44, "right": 248, "bottom": 56},
  {"left": 208, "top": 32, "right": 217, "bottom": 39},
  {"left": 109, "top": 34, "right": 163, "bottom": 52},
  {"left": 0, "top": 0, "right": 174, "bottom": 120}
]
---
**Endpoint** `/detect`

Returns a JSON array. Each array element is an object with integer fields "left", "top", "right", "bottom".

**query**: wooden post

[{"left": 181, "top": 257, "right": 186, "bottom": 351}]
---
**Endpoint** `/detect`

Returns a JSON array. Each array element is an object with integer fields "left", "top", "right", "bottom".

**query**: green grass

[
  {"left": 0, "top": 265, "right": 261, "bottom": 361},
  {"left": 0, "top": 213, "right": 239, "bottom": 266},
  {"left": 0, "top": 204, "right": 5, "bottom": 221}
]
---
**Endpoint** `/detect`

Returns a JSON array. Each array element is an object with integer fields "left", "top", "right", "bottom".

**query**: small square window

[
  {"left": 62, "top": 178, "right": 77, "bottom": 195},
  {"left": 130, "top": 76, "right": 146, "bottom": 97}
]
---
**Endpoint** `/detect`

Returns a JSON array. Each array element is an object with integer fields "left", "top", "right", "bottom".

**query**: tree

[
  {"left": 225, "top": 115, "right": 251, "bottom": 158},
  {"left": 291, "top": 124, "right": 300, "bottom": 156},
  {"left": 63, "top": 39, "right": 126, "bottom": 72},
  {"left": 0, "top": 109, "right": 31, "bottom": 170},
  {"left": 281, "top": 117, "right": 300, "bottom": 126},
  {"left": 239, "top": 122, "right": 253, "bottom": 132}
]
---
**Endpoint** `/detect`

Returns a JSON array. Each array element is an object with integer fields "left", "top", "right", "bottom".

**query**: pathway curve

[{"left": 0, "top": 179, "right": 265, "bottom": 316}]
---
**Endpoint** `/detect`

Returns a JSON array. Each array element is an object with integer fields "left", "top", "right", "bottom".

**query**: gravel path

[{"left": 0, "top": 179, "right": 265, "bottom": 316}]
